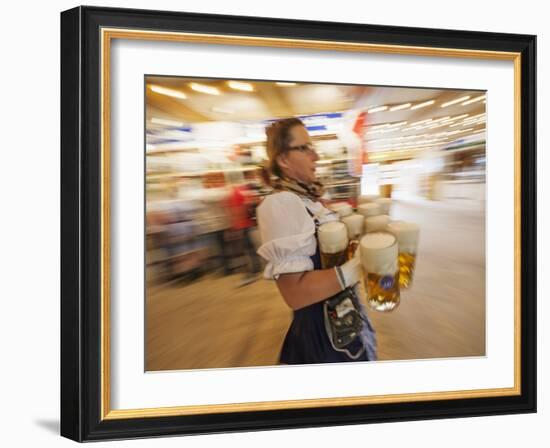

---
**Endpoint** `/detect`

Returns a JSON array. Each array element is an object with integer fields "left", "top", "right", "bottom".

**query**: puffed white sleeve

[{"left": 256, "top": 191, "right": 316, "bottom": 280}]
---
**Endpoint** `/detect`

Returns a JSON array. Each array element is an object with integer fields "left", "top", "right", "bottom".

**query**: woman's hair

[{"left": 261, "top": 117, "right": 305, "bottom": 185}]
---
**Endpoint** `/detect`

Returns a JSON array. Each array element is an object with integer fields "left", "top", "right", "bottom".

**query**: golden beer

[
  {"left": 387, "top": 221, "right": 420, "bottom": 289},
  {"left": 397, "top": 252, "right": 417, "bottom": 289},
  {"left": 318, "top": 221, "right": 349, "bottom": 269},
  {"left": 359, "top": 232, "right": 400, "bottom": 312},
  {"left": 364, "top": 214, "right": 389, "bottom": 233},
  {"left": 341, "top": 214, "right": 364, "bottom": 259}
]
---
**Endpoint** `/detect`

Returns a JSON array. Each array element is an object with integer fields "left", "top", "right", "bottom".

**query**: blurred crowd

[{"left": 146, "top": 171, "right": 268, "bottom": 287}]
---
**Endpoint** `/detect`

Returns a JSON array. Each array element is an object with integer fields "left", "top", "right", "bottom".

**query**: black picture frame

[{"left": 61, "top": 5, "right": 536, "bottom": 442}]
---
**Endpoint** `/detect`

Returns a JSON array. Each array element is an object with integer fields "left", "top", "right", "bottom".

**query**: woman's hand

[{"left": 338, "top": 249, "right": 362, "bottom": 288}]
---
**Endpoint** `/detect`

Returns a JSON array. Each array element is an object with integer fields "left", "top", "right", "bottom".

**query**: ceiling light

[
  {"left": 441, "top": 96, "right": 471, "bottom": 108},
  {"left": 447, "top": 128, "right": 474, "bottom": 136},
  {"left": 276, "top": 82, "right": 296, "bottom": 86},
  {"left": 411, "top": 100, "right": 435, "bottom": 110},
  {"left": 452, "top": 114, "right": 469, "bottom": 120},
  {"left": 410, "top": 118, "right": 433, "bottom": 126},
  {"left": 412, "top": 116, "right": 450, "bottom": 130},
  {"left": 462, "top": 118, "right": 485, "bottom": 125},
  {"left": 367, "top": 106, "right": 388, "bottom": 113},
  {"left": 449, "top": 114, "right": 485, "bottom": 127},
  {"left": 469, "top": 113, "right": 486, "bottom": 119},
  {"left": 438, "top": 114, "right": 469, "bottom": 125},
  {"left": 227, "top": 80, "right": 254, "bottom": 92},
  {"left": 366, "top": 124, "right": 390, "bottom": 134},
  {"left": 461, "top": 95, "right": 486, "bottom": 105},
  {"left": 189, "top": 82, "right": 220, "bottom": 95},
  {"left": 427, "top": 123, "right": 448, "bottom": 129},
  {"left": 389, "top": 103, "right": 412, "bottom": 112},
  {"left": 388, "top": 121, "right": 408, "bottom": 128},
  {"left": 148, "top": 85, "right": 187, "bottom": 99}
]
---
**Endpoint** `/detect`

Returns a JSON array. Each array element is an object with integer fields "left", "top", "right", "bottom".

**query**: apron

[{"left": 278, "top": 206, "right": 377, "bottom": 365}]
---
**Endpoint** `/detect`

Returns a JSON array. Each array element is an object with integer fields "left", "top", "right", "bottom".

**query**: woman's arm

[
  {"left": 275, "top": 254, "right": 361, "bottom": 311},
  {"left": 276, "top": 268, "right": 342, "bottom": 311},
  {"left": 256, "top": 191, "right": 361, "bottom": 310}
]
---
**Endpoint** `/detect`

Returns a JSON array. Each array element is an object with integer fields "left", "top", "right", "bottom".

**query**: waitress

[{"left": 256, "top": 117, "right": 377, "bottom": 365}]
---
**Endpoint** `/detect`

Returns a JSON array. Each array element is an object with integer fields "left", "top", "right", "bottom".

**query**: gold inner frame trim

[{"left": 100, "top": 27, "right": 522, "bottom": 421}]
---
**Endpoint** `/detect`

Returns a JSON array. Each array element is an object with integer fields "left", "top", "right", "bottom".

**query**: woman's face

[{"left": 276, "top": 125, "right": 320, "bottom": 184}]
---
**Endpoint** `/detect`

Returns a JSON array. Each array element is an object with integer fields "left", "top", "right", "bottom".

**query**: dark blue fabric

[{"left": 278, "top": 209, "right": 369, "bottom": 365}]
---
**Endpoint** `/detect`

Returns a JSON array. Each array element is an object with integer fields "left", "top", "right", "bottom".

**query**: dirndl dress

[{"left": 278, "top": 206, "right": 378, "bottom": 365}]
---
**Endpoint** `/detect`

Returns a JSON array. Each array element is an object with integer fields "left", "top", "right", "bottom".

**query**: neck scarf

[{"left": 271, "top": 175, "right": 326, "bottom": 203}]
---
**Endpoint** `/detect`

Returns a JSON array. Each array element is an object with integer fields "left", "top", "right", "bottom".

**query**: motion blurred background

[{"left": 145, "top": 77, "right": 486, "bottom": 371}]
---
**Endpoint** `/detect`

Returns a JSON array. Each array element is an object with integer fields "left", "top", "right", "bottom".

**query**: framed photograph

[{"left": 60, "top": 5, "right": 536, "bottom": 442}]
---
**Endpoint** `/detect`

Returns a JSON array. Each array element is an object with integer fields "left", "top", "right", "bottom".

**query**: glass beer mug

[
  {"left": 336, "top": 202, "right": 353, "bottom": 219},
  {"left": 341, "top": 213, "right": 364, "bottom": 259},
  {"left": 357, "top": 202, "right": 381, "bottom": 219},
  {"left": 328, "top": 202, "right": 349, "bottom": 214},
  {"left": 387, "top": 221, "right": 420, "bottom": 289},
  {"left": 358, "top": 194, "right": 380, "bottom": 204},
  {"left": 359, "top": 231, "right": 400, "bottom": 312},
  {"left": 318, "top": 221, "right": 349, "bottom": 269},
  {"left": 364, "top": 214, "right": 389, "bottom": 233},
  {"left": 375, "top": 197, "right": 392, "bottom": 216}
]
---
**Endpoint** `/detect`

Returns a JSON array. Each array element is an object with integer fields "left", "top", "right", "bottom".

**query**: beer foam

[
  {"left": 365, "top": 214, "right": 390, "bottom": 232},
  {"left": 318, "top": 221, "right": 348, "bottom": 253},
  {"left": 375, "top": 197, "right": 392, "bottom": 215},
  {"left": 360, "top": 232, "right": 398, "bottom": 275},
  {"left": 387, "top": 221, "right": 420, "bottom": 253},
  {"left": 328, "top": 202, "right": 348, "bottom": 212},
  {"left": 336, "top": 203, "right": 353, "bottom": 218},
  {"left": 357, "top": 202, "right": 381, "bottom": 218},
  {"left": 358, "top": 194, "right": 380, "bottom": 204},
  {"left": 341, "top": 213, "right": 364, "bottom": 238}
]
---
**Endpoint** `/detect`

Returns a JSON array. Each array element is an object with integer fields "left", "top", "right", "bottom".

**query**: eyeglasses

[{"left": 286, "top": 142, "right": 317, "bottom": 154}]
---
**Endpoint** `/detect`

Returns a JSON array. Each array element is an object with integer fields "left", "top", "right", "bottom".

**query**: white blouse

[{"left": 256, "top": 191, "right": 340, "bottom": 280}]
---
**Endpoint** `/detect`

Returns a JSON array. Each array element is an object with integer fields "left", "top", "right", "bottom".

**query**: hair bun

[{"left": 265, "top": 121, "right": 278, "bottom": 136}]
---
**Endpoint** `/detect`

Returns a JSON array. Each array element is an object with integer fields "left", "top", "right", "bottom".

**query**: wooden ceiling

[{"left": 145, "top": 76, "right": 486, "bottom": 155}]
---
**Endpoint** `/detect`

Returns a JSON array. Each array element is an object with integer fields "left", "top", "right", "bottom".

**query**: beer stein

[
  {"left": 364, "top": 214, "right": 390, "bottom": 233},
  {"left": 318, "top": 221, "right": 349, "bottom": 269},
  {"left": 375, "top": 197, "right": 392, "bottom": 215},
  {"left": 341, "top": 213, "right": 364, "bottom": 259},
  {"left": 336, "top": 202, "right": 353, "bottom": 218},
  {"left": 358, "top": 194, "right": 380, "bottom": 204},
  {"left": 357, "top": 202, "right": 381, "bottom": 219},
  {"left": 359, "top": 232, "right": 400, "bottom": 312},
  {"left": 328, "top": 202, "right": 349, "bottom": 213},
  {"left": 387, "top": 221, "right": 420, "bottom": 289}
]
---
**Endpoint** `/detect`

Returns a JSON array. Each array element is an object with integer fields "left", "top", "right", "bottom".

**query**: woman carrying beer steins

[{"left": 255, "top": 117, "right": 377, "bottom": 365}]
